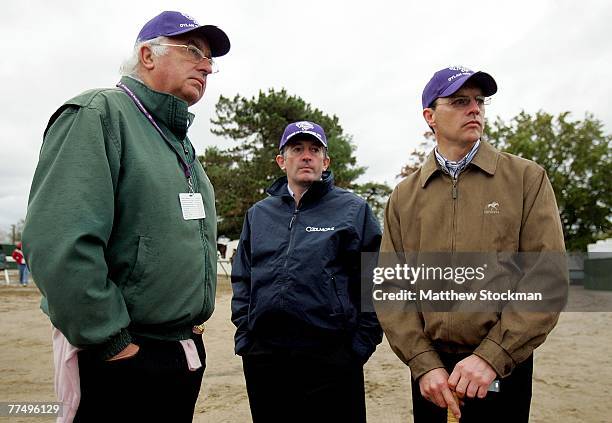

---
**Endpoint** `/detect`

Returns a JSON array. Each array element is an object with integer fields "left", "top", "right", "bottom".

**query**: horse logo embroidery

[{"left": 485, "top": 202, "right": 500, "bottom": 214}]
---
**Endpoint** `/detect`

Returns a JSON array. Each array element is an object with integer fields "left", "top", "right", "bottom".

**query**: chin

[
  {"left": 182, "top": 89, "right": 204, "bottom": 106},
  {"left": 296, "top": 176, "right": 318, "bottom": 185},
  {"left": 460, "top": 133, "right": 482, "bottom": 144}
]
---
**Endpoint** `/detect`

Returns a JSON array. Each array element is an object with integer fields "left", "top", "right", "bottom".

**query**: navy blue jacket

[{"left": 231, "top": 171, "right": 383, "bottom": 361}]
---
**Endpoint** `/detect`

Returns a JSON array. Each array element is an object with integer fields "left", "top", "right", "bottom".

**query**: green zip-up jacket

[{"left": 23, "top": 76, "right": 217, "bottom": 360}]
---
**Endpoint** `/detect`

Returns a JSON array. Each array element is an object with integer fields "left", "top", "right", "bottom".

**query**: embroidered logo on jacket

[
  {"left": 484, "top": 202, "right": 500, "bottom": 215},
  {"left": 306, "top": 226, "right": 335, "bottom": 232}
]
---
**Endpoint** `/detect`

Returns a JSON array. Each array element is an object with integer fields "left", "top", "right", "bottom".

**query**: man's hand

[
  {"left": 106, "top": 343, "right": 140, "bottom": 361},
  {"left": 418, "top": 368, "right": 461, "bottom": 420},
  {"left": 448, "top": 354, "right": 496, "bottom": 399}
]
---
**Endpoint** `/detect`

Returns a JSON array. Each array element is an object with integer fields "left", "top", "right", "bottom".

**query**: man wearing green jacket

[{"left": 23, "top": 11, "right": 229, "bottom": 422}]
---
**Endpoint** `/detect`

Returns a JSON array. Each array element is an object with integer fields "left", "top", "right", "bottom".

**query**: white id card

[{"left": 179, "top": 193, "right": 206, "bottom": 220}]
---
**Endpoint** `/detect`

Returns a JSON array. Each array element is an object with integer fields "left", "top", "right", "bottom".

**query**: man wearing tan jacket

[{"left": 377, "top": 66, "right": 567, "bottom": 422}]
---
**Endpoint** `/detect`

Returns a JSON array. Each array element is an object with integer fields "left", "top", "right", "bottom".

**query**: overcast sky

[{"left": 1, "top": 0, "right": 611, "bottom": 235}]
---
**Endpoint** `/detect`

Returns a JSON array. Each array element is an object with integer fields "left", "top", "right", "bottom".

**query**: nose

[
  {"left": 466, "top": 98, "right": 481, "bottom": 115},
  {"left": 301, "top": 151, "right": 313, "bottom": 161},
  {"left": 196, "top": 59, "right": 213, "bottom": 76}
]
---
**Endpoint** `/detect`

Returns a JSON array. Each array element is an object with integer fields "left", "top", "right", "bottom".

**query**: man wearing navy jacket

[{"left": 231, "top": 121, "right": 383, "bottom": 423}]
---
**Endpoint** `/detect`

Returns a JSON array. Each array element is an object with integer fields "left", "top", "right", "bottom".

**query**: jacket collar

[
  {"left": 420, "top": 140, "right": 499, "bottom": 187},
  {"left": 119, "top": 76, "right": 194, "bottom": 140},
  {"left": 267, "top": 170, "right": 335, "bottom": 204}
]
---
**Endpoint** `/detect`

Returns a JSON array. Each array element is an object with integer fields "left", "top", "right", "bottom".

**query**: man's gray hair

[{"left": 119, "top": 36, "right": 170, "bottom": 77}]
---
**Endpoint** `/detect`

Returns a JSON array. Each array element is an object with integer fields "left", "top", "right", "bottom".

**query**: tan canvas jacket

[{"left": 378, "top": 141, "right": 567, "bottom": 379}]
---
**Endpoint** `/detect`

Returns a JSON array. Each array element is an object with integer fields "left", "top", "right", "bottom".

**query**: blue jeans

[{"left": 18, "top": 264, "right": 29, "bottom": 285}]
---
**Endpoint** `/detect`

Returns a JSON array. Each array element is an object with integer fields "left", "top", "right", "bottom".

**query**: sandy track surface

[{"left": 1, "top": 280, "right": 611, "bottom": 422}]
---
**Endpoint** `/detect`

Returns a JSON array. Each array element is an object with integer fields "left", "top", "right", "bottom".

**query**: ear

[
  {"left": 322, "top": 156, "right": 330, "bottom": 171},
  {"left": 423, "top": 108, "right": 436, "bottom": 130},
  {"left": 275, "top": 154, "right": 286, "bottom": 171},
  {"left": 139, "top": 44, "right": 155, "bottom": 70}
]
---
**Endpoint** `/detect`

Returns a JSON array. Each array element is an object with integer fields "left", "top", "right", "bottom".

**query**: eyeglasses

[
  {"left": 436, "top": 95, "right": 491, "bottom": 109},
  {"left": 285, "top": 144, "right": 325, "bottom": 157},
  {"left": 152, "top": 43, "right": 218, "bottom": 74}
]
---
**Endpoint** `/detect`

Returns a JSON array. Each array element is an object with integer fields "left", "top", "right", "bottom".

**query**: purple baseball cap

[
  {"left": 136, "top": 11, "right": 230, "bottom": 57},
  {"left": 279, "top": 121, "right": 328, "bottom": 150},
  {"left": 422, "top": 66, "right": 497, "bottom": 109}
]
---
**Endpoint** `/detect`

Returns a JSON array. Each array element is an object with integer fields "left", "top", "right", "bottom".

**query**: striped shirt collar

[{"left": 434, "top": 139, "right": 481, "bottom": 179}]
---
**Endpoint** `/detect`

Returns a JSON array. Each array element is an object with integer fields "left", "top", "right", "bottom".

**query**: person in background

[
  {"left": 0, "top": 245, "right": 9, "bottom": 284},
  {"left": 11, "top": 242, "right": 28, "bottom": 286}
]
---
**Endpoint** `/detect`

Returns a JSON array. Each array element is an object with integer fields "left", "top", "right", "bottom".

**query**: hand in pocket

[{"left": 106, "top": 343, "right": 140, "bottom": 361}]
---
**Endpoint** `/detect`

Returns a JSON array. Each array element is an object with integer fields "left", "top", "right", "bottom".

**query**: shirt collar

[
  {"left": 434, "top": 139, "right": 480, "bottom": 179},
  {"left": 287, "top": 183, "right": 309, "bottom": 199},
  {"left": 420, "top": 140, "right": 499, "bottom": 188}
]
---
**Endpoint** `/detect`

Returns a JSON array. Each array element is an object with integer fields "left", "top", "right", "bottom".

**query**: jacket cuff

[
  {"left": 91, "top": 328, "right": 132, "bottom": 361},
  {"left": 473, "top": 338, "right": 515, "bottom": 378},
  {"left": 407, "top": 350, "right": 445, "bottom": 380}
]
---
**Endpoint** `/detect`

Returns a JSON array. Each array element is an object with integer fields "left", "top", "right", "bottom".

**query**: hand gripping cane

[{"left": 447, "top": 379, "right": 500, "bottom": 422}]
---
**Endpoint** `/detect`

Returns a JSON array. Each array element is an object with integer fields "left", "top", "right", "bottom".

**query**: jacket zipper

[
  {"left": 449, "top": 175, "right": 458, "bottom": 342},
  {"left": 183, "top": 140, "right": 209, "bottom": 304},
  {"left": 280, "top": 204, "right": 300, "bottom": 310},
  {"left": 451, "top": 176, "right": 458, "bottom": 251},
  {"left": 284, "top": 206, "right": 300, "bottom": 268},
  {"left": 183, "top": 140, "right": 207, "bottom": 247}
]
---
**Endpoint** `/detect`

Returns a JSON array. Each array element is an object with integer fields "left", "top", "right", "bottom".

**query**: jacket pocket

[
  {"left": 122, "top": 236, "right": 151, "bottom": 307},
  {"left": 329, "top": 274, "right": 346, "bottom": 317}
]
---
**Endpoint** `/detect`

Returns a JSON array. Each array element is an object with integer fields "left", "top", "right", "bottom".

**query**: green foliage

[
  {"left": 487, "top": 111, "right": 611, "bottom": 251},
  {"left": 352, "top": 182, "right": 393, "bottom": 223},
  {"left": 200, "top": 89, "right": 367, "bottom": 239},
  {"left": 399, "top": 131, "right": 435, "bottom": 177}
]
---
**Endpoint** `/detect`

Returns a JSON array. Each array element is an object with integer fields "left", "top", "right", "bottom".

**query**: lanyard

[{"left": 117, "top": 81, "right": 196, "bottom": 192}]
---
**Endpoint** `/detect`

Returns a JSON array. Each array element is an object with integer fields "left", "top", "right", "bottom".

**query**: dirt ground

[{"left": 1, "top": 275, "right": 611, "bottom": 423}]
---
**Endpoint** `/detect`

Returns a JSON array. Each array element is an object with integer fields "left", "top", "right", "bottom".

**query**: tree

[
  {"left": 398, "top": 131, "right": 435, "bottom": 178},
  {"left": 352, "top": 182, "right": 393, "bottom": 224},
  {"left": 2, "top": 219, "right": 26, "bottom": 244},
  {"left": 200, "top": 89, "right": 367, "bottom": 239},
  {"left": 399, "top": 111, "right": 612, "bottom": 251},
  {"left": 487, "top": 111, "right": 611, "bottom": 251}
]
